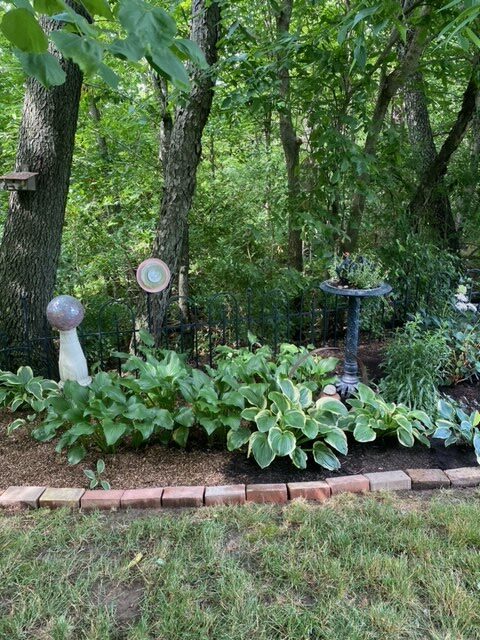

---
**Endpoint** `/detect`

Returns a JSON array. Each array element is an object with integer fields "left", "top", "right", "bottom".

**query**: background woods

[{"left": 0, "top": 0, "right": 479, "bottom": 337}]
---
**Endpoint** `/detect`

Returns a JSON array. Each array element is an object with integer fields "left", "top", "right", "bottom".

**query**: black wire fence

[{"left": 0, "top": 268, "right": 467, "bottom": 379}]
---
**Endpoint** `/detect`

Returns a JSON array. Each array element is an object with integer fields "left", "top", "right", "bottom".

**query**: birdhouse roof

[{"left": 0, "top": 171, "right": 39, "bottom": 180}]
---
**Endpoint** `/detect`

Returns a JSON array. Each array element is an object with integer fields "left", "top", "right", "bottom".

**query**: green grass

[{"left": 1, "top": 491, "right": 480, "bottom": 640}]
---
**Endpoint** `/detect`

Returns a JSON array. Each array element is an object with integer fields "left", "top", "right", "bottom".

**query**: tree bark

[
  {"left": 344, "top": 5, "right": 430, "bottom": 251},
  {"left": 275, "top": 0, "right": 303, "bottom": 272},
  {"left": 407, "top": 59, "right": 479, "bottom": 249},
  {"left": 0, "top": 11, "right": 83, "bottom": 360},
  {"left": 149, "top": 0, "right": 220, "bottom": 334}
]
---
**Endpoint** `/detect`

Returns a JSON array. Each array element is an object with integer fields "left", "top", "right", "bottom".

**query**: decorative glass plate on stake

[{"left": 136, "top": 258, "right": 171, "bottom": 293}]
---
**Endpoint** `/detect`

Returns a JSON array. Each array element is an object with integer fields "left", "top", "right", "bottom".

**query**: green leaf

[
  {"left": 278, "top": 378, "right": 299, "bottom": 403},
  {"left": 268, "top": 427, "right": 296, "bottom": 456},
  {"left": 102, "top": 420, "right": 127, "bottom": 446},
  {"left": 84, "top": 469, "right": 96, "bottom": 480},
  {"left": 51, "top": 32, "right": 103, "bottom": 75},
  {"left": 172, "top": 425, "right": 189, "bottom": 447},
  {"left": 175, "top": 406, "right": 194, "bottom": 428},
  {"left": 118, "top": 0, "right": 176, "bottom": 45},
  {"left": 353, "top": 422, "right": 377, "bottom": 442},
  {"left": 227, "top": 426, "right": 251, "bottom": 451},
  {"left": 255, "top": 409, "right": 277, "bottom": 432},
  {"left": 302, "top": 417, "right": 319, "bottom": 439},
  {"left": 239, "top": 384, "right": 268, "bottom": 408},
  {"left": 172, "top": 38, "right": 207, "bottom": 68},
  {"left": 324, "top": 427, "right": 348, "bottom": 455},
  {"left": 249, "top": 431, "right": 275, "bottom": 468},
  {"left": 409, "top": 410, "right": 432, "bottom": 429},
  {"left": 96, "top": 459, "right": 105, "bottom": 474},
  {"left": 283, "top": 409, "right": 306, "bottom": 430},
  {"left": 80, "top": 0, "right": 113, "bottom": 19},
  {"left": 356, "top": 383, "right": 377, "bottom": 405},
  {"left": 67, "top": 444, "right": 87, "bottom": 465},
  {"left": 220, "top": 414, "right": 241, "bottom": 429},
  {"left": 240, "top": 407, "right": 259, "bottom": 422},
  {"left": 152, "top": 408, "right": 174, "bottom": 429},
  {"left": 397, "top": 427, "right": 414, "bottom": 448},
  {"left": 2, "top": 9, "right": 48, "bottom": 53},
  {"left": 109, "top": 36, "right": 145, "bottom": 62},
  {"left": 312, "top": 442, "right": 340, "bottom": 471},
  {"left": 268, "top": 391, "right": 290, "bottom": 414},
  {"left": 198, "top": 417, "right": 220, "bottom": 435},
  {"left": 33, "top": 0, "right": 66, "bottom": 14},
  {"left": 100, "top": 480, "right": 111, "bottom": 490},
  {"left": 7, "top": 418, "right": 26, "bottom": 435},
  {"left": 316, "top": 396, "right": 348, "bottom": 415},
  {"left": 299, "top": 386, "right": 313, "bottom": 409},
  {"left": 290, "top": 446, "right": 307, "bottom": 470}
]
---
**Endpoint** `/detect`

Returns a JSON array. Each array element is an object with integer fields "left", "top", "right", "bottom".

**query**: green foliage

[
  {"left": 328, "top": 254, "right": 384, "bottom": 289},
  {"left": 434, "top": 398, "right": 480, "bottom": 464},
  {"left": 379, "top": 316, "right": 451, "bottom": 413},
  {"left": 83, "top": 458, "right": 111, "bottom": 490},
  {"left": 0, "top": 366, "right": 59, "bottom": 434},
  {"left": 341, "top": 383, "right": 432, "bottom": 448}
]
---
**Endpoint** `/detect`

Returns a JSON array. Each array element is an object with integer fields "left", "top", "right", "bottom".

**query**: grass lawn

[{"left": 1, "top": 491, "right": 480, "bottom": 640}]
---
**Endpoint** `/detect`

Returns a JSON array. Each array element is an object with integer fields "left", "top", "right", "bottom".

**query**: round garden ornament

[
  {"left": 46, "top": 295, "right": 91, "bottom": 387},
  {"left": 320, "top": 281, "right": 392, "bottom": 398},
  {"left": 136, "top": 258, "right": 171, "bottom": 293}
]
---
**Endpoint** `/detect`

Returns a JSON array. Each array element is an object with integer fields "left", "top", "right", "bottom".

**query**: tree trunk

[
  {"left": 149, "top": 0, "right": 220, "bottom": 335},
  {"left": 344, "top": 5, "right": 430, "bottom": 251},
  {"left": 407, "top": 59, "right": 479, "bottom": 250},
  {"left": 276, "top": 0, "right": 303, "bottom": 272},
  {"left": 0, "top": 12, "right": 83, "bottom": 362}
]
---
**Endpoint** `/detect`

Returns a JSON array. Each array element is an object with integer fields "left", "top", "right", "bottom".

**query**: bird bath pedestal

[{"left": 320, "top": 281, "right": 392, "bottom": 397}]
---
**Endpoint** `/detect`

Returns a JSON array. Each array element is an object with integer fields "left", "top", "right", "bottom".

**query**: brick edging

[{"left": 0, "top": 467, "right": 479, "bottom": 511}]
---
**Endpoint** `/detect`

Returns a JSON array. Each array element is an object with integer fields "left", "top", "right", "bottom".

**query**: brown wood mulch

[{"left": 0, "top": 341, "right": 478, "bottom": 490}]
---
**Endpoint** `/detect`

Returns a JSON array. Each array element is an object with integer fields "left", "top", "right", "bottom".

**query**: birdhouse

[{"left": 0, "top": 171, "right": 38, "bottom": 191}]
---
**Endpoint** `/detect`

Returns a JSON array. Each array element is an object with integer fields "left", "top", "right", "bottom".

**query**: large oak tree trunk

[
  {"left": 149, "top": 0, "right": 220, "bottom": 335},
  {"left": 408, "top": 59, "right": 479, "bottom": 250},
  {"left": 0, "top": 13, "right": 83, "bottom": 361},
  {"left": 276, "top": 0, "right": 303, "bottom": 272},
  {"left": 344, "top": 4, "right": 430, "bottom": 251}
]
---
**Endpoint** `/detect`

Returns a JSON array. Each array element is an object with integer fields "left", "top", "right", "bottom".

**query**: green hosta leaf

[
  {"left": 102, "top": 420, "right": 127, "bottom": 446},
  {"left": 290, "top": 446, "right": 307, "bottom": 470},
  {"left": 227, "top": 427, "right": 251, "bottom": 451},
  {"left": 268, "top": 391, "right": 290, "bottom": 414},
  {"left": 249, "top": 432, "right": 275, "bottom": 469},
  {"left": 100, "top": 480, "right": 111, "bottom": 490},
  {"left": 67, "top": 444, "right": 87, "bottom": 465},
  {"left": 239, "top": 384, "right": 268, "bottom": 408},
  {"left": 312, "top": 442, "right": 340, "bottom": 471},
  {"left": 68, "top": 423, "right": 95, "bottom": 437},
  {"left": 303, "top": 417, "right": 319, "bottom": 439},
  {"left": 11, "top": 397, "right": 26, "bottom": 411},
  {"left": 255, "top": 409, "right": 278, "bottom": 432},
  {"left": 397, "top": 426, "right": 414, "bottom": 447},
  {"left": 220, "top": 414, "right": 241, "bottom": 429},
  {"left": 278, "top": 378, "right": 299, "bottom": 404},
  {"left": 324, "top": 427, "right": 348, "bottom": 455},
  {"left": 316, "top": 396, "right": 348, "bottom": 415},
  {"left": 152, "top": 408, "right": 174, "bottom": 429},
  {"left": 198, "top": 417, "right": 220, "bottom": 435},
  {"left": 84, "top": 469, "right": 96, "bottom": 481},
  {"left": 134, "top": 421, "right": 155, "bottom": 441},
  {"left": 433, "top": 426, "right": 452, "bottom": 440},
  {"left": 63, "top": 380, "right": 90, "bottom": 405},
  {"left": 353, "top": 422, "right": 376, "bottom": 442},
  {"left": 409, "top": 410, "right": 432, "bottom": 429},
  {"left": 412, "top": 429, "right": 430, "bottom": 447},
  {"left": 2, "top": 9, "right": 48, "bottom": 53},
  {"left": 17, "top": 366, "right": 34, "bottom": 385},
  {"left": 26, "top": 380, "right": 43, "bottom": 400},
  {"left": 50, "top": 32, "right": 103, "bottom": 75},
  {"left": 175, "top": 406, "right": 194, "bottom": 428},
  {"left": 437, "top": 399, "right": 455, "bottom": 420},
  {"left": 6, "top": 418, "right": 26, "bottom": 435},
  {"left": 473, "top": 412, "right": 480, "bottom": 428},
  {"left": 32, "top": 421, "right": 62, "bottom": 442},
  {"left": 96, "top": 459, "right": 105, "bottom": 474},
  {"left": 298, "top": 386, "right": 313, "bottom": 409},
  {"left": 283, "top": 409, "right": 306, "bottom": 430},
  {"left": 241, "top": 407, "right": 259, "bottom": 422},
  {"left": 393, "top": 414, "right": 412, "bottom": 431},
  {"left": 172, "top": 425, "right": 189, "bottom": 447},
  {"left": 221, "top": 391, "right": 244, "bottom": 409},
  {"left": 268, "top": 427, "right": 296, "bottom": 456},
  {"left": 473, "top": 430, "right": 480, "bottom": 460}
]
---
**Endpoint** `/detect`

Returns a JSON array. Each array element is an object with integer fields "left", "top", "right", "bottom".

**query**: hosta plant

[
  {"left": 229, "top": 377, "right": 349, "bottom": 470},
  {"left": 34, "top": 372, "right": 187, "bottom": 464},
  {"left": 433, "top": 399, "right": 480, "bottom": 463},
  {"left": 341, "top": 383, "right": 432, "bottom": 447},
  {"left": 0, "top": 366, "right": 59, "bottom": 433}
]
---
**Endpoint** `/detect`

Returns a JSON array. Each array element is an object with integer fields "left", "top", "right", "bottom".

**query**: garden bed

[{"left": 1, "top": 408, "right": 476, "bottom": 490}]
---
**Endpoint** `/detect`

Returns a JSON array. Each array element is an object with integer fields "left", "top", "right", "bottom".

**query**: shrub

[
  {"left": 340, "top": 383, "right": 432, "bottom": 447},
  {"left": 328, "top": 253, "right": 384, "bottom": 289}
]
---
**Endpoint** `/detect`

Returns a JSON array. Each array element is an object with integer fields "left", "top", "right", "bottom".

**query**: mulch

[{"left": 0, "top": 341, "right": 478, "bottom": 490}]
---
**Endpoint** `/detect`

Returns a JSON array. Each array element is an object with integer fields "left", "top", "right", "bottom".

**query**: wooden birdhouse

[{"left": 0, "top": 171, "right": 38, "bottom": 191}]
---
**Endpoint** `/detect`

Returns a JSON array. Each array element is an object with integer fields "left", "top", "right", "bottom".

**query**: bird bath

[{"left": 320, "top": 281, "right": 392, "bottom": 397}]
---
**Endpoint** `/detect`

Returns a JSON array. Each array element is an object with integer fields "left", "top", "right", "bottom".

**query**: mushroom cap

[{"left": 46, "top": 295, "right": 84, "bottom": 330}]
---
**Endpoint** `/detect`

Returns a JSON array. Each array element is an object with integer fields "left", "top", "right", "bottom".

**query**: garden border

[{"left": 1, "top": 467, "right": 480, "bottom": 511}]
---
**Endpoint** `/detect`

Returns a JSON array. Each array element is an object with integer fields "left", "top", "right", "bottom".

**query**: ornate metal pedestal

[{"left": 320, "top": 281, "right": 392, "bottom": 397}]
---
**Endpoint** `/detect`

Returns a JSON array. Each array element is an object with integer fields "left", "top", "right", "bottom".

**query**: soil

[{"left": 0, "top": 340, "right": 478, "bottom": 490}]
